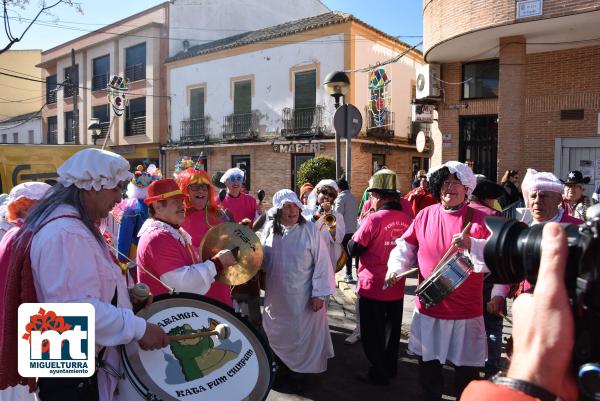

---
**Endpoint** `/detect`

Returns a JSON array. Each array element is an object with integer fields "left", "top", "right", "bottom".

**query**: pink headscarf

[{"left": 521, "top": 168, "right": 564, "bottom": 201}]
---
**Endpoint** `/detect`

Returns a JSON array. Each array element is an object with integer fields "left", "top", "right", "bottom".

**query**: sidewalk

[{"left": 266, "top": 269, "right": 513, "bottom": 401}]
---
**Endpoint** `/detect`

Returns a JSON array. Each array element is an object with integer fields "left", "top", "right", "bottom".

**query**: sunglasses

[
  {"left": 188, "top": 183, "right": 209, "bottom": 191},
  {"left": 227, "top": 174, "right": 244, "bottom": 183}
]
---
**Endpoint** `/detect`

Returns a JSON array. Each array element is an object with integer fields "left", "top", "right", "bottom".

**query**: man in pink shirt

[
  {"left": 347, "top": 169, "right": 413, "bottom": 385},
  {"left": 136, "top": 179, "right": 236, "bottom": 297},
  {"left": 387, "top": 161, "right": 508, "bottom": 401}
]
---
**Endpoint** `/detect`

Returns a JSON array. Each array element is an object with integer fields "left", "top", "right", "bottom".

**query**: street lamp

[
  {"left": 323, "top": 71, "right": 350, "bottom": 109},
  {"left": 323, "top": 71, "right": 350, "bottom": 179},
  {"left": 88, "top": 118, "right": 101, "bottom": 145}
]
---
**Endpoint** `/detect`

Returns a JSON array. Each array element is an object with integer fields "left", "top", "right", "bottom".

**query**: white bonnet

[
  {"left": 8, "top": 182, "right": 52, "bottom": 203},
  {"left": 521, "top": 168, "right": 564, "bottom": 201},
  {"left": 57, "top": 148, "right": 133, "bottom": 191},
  {"left": 272, "top": 189, "right": 303, "bottom": 210},
  {"left": 220, "top": 168, "right": 245, "bottom": 183},
  {"left": 307, "top": 179, "right": 339, "bottom": 210},
  {"left": 427, "top": 161, "right": 477, "bottom": 196}
]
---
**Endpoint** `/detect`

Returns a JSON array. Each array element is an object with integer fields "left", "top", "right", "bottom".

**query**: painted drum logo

[{"left": 18, "top": 303, "right": 95, "bottom": 377}]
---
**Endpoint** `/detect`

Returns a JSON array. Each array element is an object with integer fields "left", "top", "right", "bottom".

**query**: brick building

[
  {"left": 421, "top": 0, "right": 600, "bottom": 192},
  {"left": 165, "top": 12, "right": 425, "bottom": 202}
]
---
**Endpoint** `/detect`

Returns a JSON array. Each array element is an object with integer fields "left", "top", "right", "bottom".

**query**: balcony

[
  {"left": 63, "top": 81, "right": 78, "bottom": 98},
  {"left": 281, "top": 106, "right": 324, "bottom": 138},
  {"left": 125, "top": 63, "right": 146, "bottom": 83},
  {"left": 46, "top": 89, "right": 56, "bottom": 104},
  {"left": 92, "top": 73, "right": 109, "bottom": 91},
  {"left": 125, "top": 115, "right": 146, "bottom": 136},
  {"left": 223, "top": 112, "right": 259, "bottom": 141},
  {"left": 180, "top": 118, "right": 207, "bottom": 144},
  {"left": 365, "top": 108, "right": 395, "bottom": 138}
]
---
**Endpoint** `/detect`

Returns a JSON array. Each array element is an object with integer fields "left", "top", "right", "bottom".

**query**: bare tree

[{"left": 2, "top": 0, "right": 81, "bottom": 54}]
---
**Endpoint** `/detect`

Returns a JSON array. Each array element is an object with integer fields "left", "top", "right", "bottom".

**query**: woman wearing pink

[{"left": 175, "top": 166, "right": 234, "bottom": 307}]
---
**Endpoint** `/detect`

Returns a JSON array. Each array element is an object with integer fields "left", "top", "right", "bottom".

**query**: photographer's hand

[{"left": 507, "top": 223, "right": 578, "bottom": 401}]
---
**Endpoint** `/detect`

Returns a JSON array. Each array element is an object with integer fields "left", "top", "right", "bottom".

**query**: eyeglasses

[
  {"left": 227, "top": 174, "right": 244, "bottom": 183},
  {"left": 441, "top": 179, "right": 463, "bottom": 189},
  {"left": 188, "top": 183, "right": 208, "bottom": 191}
]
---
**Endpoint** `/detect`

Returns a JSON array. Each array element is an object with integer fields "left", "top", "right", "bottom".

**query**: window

[
  {"left": 190, "top": 87, "right": 205, "bottom": 120},
  {"left": 459, "top": 115, "right": 498, "bottom": 179},
  {"left": 294, "top": 70, "right": 316, "bottom": 130},
  {"left": 92, "top": 104, "right": 110, "bottom": 137},
  {"left": 125, "top": 97, "right": 146, "bottom": 136},
  {"left": 28, "top": 130, "right": 34, "bottom": 144},
  {"left": 63, "top": 65, "right": 79, "bottom": 98},
  {"left": 232, "top": 155, "right": 251, "bottom": 191},
  {"left": 1, "top": 134, "right": 6, "bottom": 143},
  {"left": 64, "top": 111, "right": 74, "bottom": 143},
  {"left": 12, "top": 132, "right": 18, "bottom": 143},
  {"left": 125, "top": 43, "right": 146, "bottom": 82},
  {"left": 292, "top": 154, "right": 314, "bottom": 193},
  {"left": 92, "top": 55, "right": 110, "bottom": 91},
  {"left": 46, "top": 74, "right": 57, "bottom": 104},
  {"left": 233, "top": 80, "right": 251, "bottom": 115},
  {"left": 47, "top": 116, "right": 57, "bottom": 144},
  {"left": 462, "top": 60, "right": 498, "bottom": 99},
  {"left": 372, "top": 154, "right": 385, "bottom": 174}
]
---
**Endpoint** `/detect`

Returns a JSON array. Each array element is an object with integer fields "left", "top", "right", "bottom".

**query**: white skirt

[
  {"left": 408, "top": 309, "right": 487, "bottom": 367},
  {"left": 0, "top": 385, "right": 38, "bottom": 401}
]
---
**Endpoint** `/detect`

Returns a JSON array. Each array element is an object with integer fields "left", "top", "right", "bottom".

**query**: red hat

[{"left": 144, "top": 179, "right": 185, "bottom": 205}]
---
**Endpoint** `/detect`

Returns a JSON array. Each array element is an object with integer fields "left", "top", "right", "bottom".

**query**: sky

[{"left": 4, "top": 0, "right": 423, "bottom": 52}]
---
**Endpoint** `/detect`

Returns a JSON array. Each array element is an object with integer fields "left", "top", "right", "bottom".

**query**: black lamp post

[{"left": 323, "top": 71, "right": 350, "bottom": 178}]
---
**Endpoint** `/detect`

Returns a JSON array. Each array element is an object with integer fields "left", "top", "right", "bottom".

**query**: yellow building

[{"left": 0, "top": 50, "right": 42, "bottom": 120}]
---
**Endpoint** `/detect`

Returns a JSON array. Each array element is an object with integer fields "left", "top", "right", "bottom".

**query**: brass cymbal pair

[{"left": 200, "top": 223, "right": 263, "bottom": 285}]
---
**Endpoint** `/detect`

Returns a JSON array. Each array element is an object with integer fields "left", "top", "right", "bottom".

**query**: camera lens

[{"left": 484, "top": 216, "right": 585, "bottom": 287}]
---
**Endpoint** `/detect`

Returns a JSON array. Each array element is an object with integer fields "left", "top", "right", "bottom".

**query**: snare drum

[
  {"left": 415, "top": 253, "right": 474, "bottom": 308},
  {"left": 119, "top": 293, "right": 274, "bottom": 401}
]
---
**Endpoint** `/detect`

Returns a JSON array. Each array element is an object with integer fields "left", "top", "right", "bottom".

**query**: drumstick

[
  {"left": 169, "top": 324, "right": 231, "bottom": 342},
  {"left": 382, "top": 267, "right": 419, "bottom": 290},
  {"left": 431, "top": 222, "right": 472, "bottom": 273},
  {"left": 499, "top": 313, "right": 513, "bottom": 325}
]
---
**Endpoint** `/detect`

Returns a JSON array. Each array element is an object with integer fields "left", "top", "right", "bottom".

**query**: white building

[{"left": 0, "top": 112, "right": 42, "bottom": 144}]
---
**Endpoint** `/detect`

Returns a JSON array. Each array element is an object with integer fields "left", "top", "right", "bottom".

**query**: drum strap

[
  {"left": 430, "top": 206, "right": 474, "bottom": 275},
  {"left": 96, "top": 288, "right": 118, "bottom": 372},
  {"left": 463, "top": 206, "right": 474, "bottom": 230}
]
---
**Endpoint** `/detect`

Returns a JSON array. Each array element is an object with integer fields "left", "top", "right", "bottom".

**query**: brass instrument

[
  {"left": 315, "top": 205, "right": 347, "bottom": 273},
  {"left": 200, "top": 223, "right": 264, "bottom": 285}
]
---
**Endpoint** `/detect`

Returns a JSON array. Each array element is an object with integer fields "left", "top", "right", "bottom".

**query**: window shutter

[
  {"left": 190, "top": 88, "right": 205, "bottom": 120},
  {"left": 234, "top": 81, "right": 251, "bottom": 115},
  {"left": 294, "top": 70, "right": 316, "bottom": 110}
]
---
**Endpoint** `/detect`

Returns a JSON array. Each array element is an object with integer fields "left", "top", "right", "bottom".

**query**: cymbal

[{"left": 200, "top": 223, "right": 264, "bottom": 285}]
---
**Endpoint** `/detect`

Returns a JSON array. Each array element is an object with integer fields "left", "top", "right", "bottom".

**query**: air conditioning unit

[{"left": 415, "top": 64, "right": 441, "bottom": 100}]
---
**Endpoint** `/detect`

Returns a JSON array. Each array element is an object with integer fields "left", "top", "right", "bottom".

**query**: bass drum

[{"left": 119, "top": 293, "right": 274, "bottom": 401}]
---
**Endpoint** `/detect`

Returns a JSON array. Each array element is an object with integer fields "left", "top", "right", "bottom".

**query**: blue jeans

[{"left": 484, "top": 312, "right": 504, "bottom": 377}]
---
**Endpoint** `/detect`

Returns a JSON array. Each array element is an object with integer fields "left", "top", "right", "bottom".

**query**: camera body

[{"left": 484, "top": 204, "right": 600, "bottom": 398}]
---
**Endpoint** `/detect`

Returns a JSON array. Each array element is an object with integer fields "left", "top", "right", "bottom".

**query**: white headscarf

[
  {"left": 521, "top": 168, "right": 564, "bottom": 201},
  {"left": 7, "top": 182, "right": 51, "bottom": 203},
  {"left": 427, "top": 161, "right": 477, "bottom": 196},
  {"left": 272, "top": 189, "right": 303, "bottom": 210},
  {"left": 306, "top": 179, "right": 340, "bottom": 211},
  {"left": 57, "top": 148, "right": 133, "bottom": 191},
  {"left": 220, "top": 168, "right": 245, "bottom": 183}
]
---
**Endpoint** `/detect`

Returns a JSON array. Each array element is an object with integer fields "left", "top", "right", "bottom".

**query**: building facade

[
  {"left": 0, "top": 50, "right": 42, "bottom": 120},
  {"left": 38, "top": 3, "right": 170, "bottom": 166},
  {"left": 0, "top": 112, "right": 42, "bottom": 144},
  {"left": 165, "top": 12, "right": 425, "bottom": 201},
  {"left": 422, "top": 0, "right": 600, "bottom": 193}
]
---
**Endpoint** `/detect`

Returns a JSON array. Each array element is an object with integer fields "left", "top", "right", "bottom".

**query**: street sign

[{"left": 333, "top": 104, "right": 363, "bottom": 139}]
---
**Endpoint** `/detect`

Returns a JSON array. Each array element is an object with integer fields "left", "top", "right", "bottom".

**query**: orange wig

[
  {"left": 175, "top": 168, "right": 219, "bottom": 215},
  {"left": 6, "top": 197, "right": 37, "bottom": 223}
]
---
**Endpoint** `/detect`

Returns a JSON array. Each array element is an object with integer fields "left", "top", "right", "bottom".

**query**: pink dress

[
  {"left": 220, "top": 192, "right": 257, "bottom": 223},
  {"left": 182, "top": 209, "right": 233, "bottom": 307},
  {"left": 0, "top": 225, "right": 20, "bottom": 339}
]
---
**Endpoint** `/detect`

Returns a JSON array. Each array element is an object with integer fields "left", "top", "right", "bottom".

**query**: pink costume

[
  {"left": 182, "top": 209, "right": 233, "bottom": 307},
  {"left": 468, "top": 200, "right": 500, "bottom": 217},
  {"left": 219, "top": 192, "right": 257, "bottom": 223},
  {"left": 136, "top": 219, "right": 217, "bottom": 297},
  {"left": 352, "top": 208, "right": 412, "bottom": 301},
  {"left": 0, "top": 225, "right": 20, "bottom": 346}
]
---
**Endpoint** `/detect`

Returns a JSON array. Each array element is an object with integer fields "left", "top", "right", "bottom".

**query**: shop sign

[
  {"left": 272, "top": 143, "right": 324, "bottom": 153},
  {"left": 516, "top": 0, "right": 543, "bottom": 19},
  {"left": 442, "top": 133, "right": 452, "bottom": 149},
  {"left": 360, "top": 143, "right": 393, "bottom": 155},
  {"left": 412, "top": 104, "right": 434, "bottom": 123},
  {"left": 110, "top": 145, "right": 135, "bottom": 155}
]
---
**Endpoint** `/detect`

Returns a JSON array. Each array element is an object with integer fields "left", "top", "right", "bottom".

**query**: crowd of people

[{"left": 0, "top": 148, "right": 592, "bottom": 400}]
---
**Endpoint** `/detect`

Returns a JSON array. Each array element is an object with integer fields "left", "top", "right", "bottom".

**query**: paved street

[{"left": 266, "top": 270, "right": 513, "bottom": 401}]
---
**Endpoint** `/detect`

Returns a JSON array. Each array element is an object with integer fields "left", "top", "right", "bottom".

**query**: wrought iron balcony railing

[
  {"left": 92, "top": 73, "right": 109, "bottom": 91},
  {"left": 125, "top": 115, "right": 146, "bottom": 136},
  {"left": 222, "top": 112, "right": 259, "bottom": 141},
  {"left": 281, "top": 105, "right": 324, "bottom": 138},
  {"left": 180, "top": 118, "right": 207, "bottom": 144},
  {"left": 125, "top": 63, "right": 146, "bottom": 82},
  {"left": 365, "top": 107, "right": 395, "bottom": 138}
]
